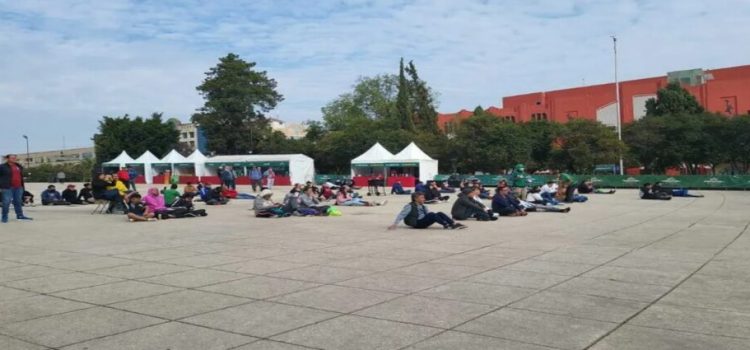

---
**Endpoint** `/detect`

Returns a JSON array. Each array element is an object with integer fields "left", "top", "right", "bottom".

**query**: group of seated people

[
  {"left": 253, "top": 182, "right": 387, "bottom": 218},
  {"left": 125, "top": 187, "right": 206, "bottom": 222},
  {"left": 640, "top": 182, "right": 704, "bottom": 200},
  {"left": 39, "top": 183, "right": 95, "bottom": 205}
]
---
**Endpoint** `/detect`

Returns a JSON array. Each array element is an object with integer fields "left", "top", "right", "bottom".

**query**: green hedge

[{"left": 434, "top": 174, "right": 750, "bottom": 190}]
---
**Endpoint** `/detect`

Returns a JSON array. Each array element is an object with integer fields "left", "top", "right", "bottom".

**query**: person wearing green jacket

[
  {"left": 162, "top": 184, "right": 181, "bottom": 206},
  {"left": 510, "top": 163, "right": 529, "bottom": 199}
]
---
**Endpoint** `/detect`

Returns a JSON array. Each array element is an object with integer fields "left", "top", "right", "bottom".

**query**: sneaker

[
  {"left": 562, "top": 207, "right": 571, "bottom": 213},
  {"left": 452, "top": 223, "right": 467, "bottom": 230},
  {"left": 17, "top": 216, "right": 33, "bottom": 221},
  {"left": 489, "top": 216, "right": 498, "bottom": 221}
]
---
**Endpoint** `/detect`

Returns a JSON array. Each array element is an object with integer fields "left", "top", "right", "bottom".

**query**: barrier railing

[{"left": 433, "top": 174, "right": 750, "bottom": 190}]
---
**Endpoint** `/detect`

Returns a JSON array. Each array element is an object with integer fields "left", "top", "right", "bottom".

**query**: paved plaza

[{"left": 1, "top": 184, "right": 749, "bottom": 349}]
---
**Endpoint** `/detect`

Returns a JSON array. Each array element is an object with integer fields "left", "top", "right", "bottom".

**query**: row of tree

[{"left": 92, "top": 53, "right": 750, "bottom": 176}]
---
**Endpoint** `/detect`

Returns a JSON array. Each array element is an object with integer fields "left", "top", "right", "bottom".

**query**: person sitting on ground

[
  {"left": 424, "top": 181, "right": 449, "bottom": 203},
  {"left": 205, "top": 185, "right": 229, "bottom": 205},
  {"left": 640, "top": 183, "right": 672, "bottom": 200},
  {"left": 23, "top": 190, "right": 35, "bottom": 206},
  {"left": 282, "top": 187, "right": 303, "bottom": 215},
  {"left": 143, "top": 188, "right": 170, "bottom": 219},
  {"left": 451, "top": 187, "right": 495, "bottom": 221},
  {"left": 162, "top": 184, "right": 181, "bottom": 206},
  {"left": 389, "top": 192, "right": 466, "bottom": 230},
  {"left": 577, "top": 179, "right": 616, "bottom": 194},
  {"left": 439, "top": 182, "right": 456, "bottom": 193},
  {"left": 477, "top": 182, "right": 492, "bottom": 199},
  {"left": 319, "top": 184, "right": 334, "bottom": 201},
  {"left": 336, "top": 186, "right": 385, "bottom": 206},
  {"left": 221, "top": 185, "right": 238, "bottom": 199},
  {"left": 300, "top": 186, "right": 330, "bottom": 215},
  {"left": 41, "top": 185, "right": 70, "bottom": 205},
  {"left": 170, "top": 193, "right": 207, "bottom": 217},
  {"left": 78, "top": 183, "right": 94, "bottom": 204},
  {"left": 61, "top": 184, "right": 83, "bottom": 204},
  {"left": 183, "top": 182, "right": 198, "bottom": 196},
  {"left": 254, "top": 189, "right": 286, "bottom": 217},
  {"left": 522, "top": 186, "right": 571, "bottom": 213},
  {"left": 92, "top": 173, "right": 122, "bottom": 213},
  {"left": 540, "top": 180, "right": 560, "bottom": 204},
  {"left": 414, "top": 180, "right": 427, "bottom": 194},
  {"left": 126, "top": 192, "right": 155, "bottom": 222},
  {"left": 558, "top": 175, "right": 588, "bottom": 203},
  {"left": 491, "top": 186, "right": 527, "bottom": 216},
  {"left": 390, "top": 181, "right": 411, "bottom": 195}
]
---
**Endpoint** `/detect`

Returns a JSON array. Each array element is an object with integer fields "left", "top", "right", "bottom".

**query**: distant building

[
  {"left": 269, "top": 118, "right": 307, "bottom": 139},
  {"left": 171, "top": 120, "right": 208, "bottom": 153},
  {"left": 438, "top": 64, "right": 750, "bottom": 132},
  {"left": 21, "top": 147, "right": 95, "bottom": 168}
]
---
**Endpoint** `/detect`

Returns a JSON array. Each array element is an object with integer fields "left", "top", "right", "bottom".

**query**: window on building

[
  {"left": 189, "top": 132, "right": 195, "bottom": 138},
  {"left": 189, "top": 141, "right": 195, "bottom": 147},
  {"left": 182, "top": 132, "right": 188, "bottom": 138},
  {"left": 541, "top": 113, "right": 548, "bottom": 121}
]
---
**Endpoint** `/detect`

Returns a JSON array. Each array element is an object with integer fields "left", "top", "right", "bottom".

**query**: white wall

[
  {"left": 596, "top": 102, "right": 618, "bottom": 127},
  {"left": 632, "top": 95, "right": 656, "bottom": 121}
]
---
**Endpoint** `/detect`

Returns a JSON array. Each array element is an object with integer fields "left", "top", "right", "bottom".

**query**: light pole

[
  {"left": 22, "top": 135, "right": 30, "bottom": 168},
  {"left": 612, "top": 36, "right": 624, "bottom": 175}
]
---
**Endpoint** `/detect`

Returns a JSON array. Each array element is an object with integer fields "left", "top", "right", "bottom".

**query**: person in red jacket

[
  {"left": 117, "top": 167, "right": 131, "bottom": 191},
  {"left": 0, "top": 154, "right": 33, "bottom": 223}
]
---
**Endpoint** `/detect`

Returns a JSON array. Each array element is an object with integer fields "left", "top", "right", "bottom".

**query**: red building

[{"left": 438, "top": 64, "right": 750, "bottom": 131}]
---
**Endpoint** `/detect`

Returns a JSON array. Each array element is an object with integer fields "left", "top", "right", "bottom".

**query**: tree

[
  {"left": 451, "top": 115, "right": 531, "bottom": 173},
  {"left": 396, "top": 58, "right": 415, "bottom": 131},
  {"left": 522, "top": 120, "right": 564, "bottom": 170},
  {"left": 405, "top": 60, "right": 439, "bottom": 133},
  {"left": 550, "top": 119, "right": 626, "bottom": 173},
  {"left": 721, "top": 115, "right": 750, "bottom": 174},
  {"left": 645, "top": 82, "right": 704, "bottom": 116},
  {"left": 192, "top": 53, "right": 283, "bottom": 154},
  {"left": 93, "top": 113, "right": 179, "bottom": 165},
  {"left": 321, "top": 75, "right": 398, "bottom": 131}
]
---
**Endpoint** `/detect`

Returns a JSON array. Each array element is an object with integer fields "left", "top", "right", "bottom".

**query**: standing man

[
  {"left": 127, "top": 166, "right": 138, "bottom": 191},
  {"left": 264, "top": 167, "right": 275, "bottom": 190},
  {"left": 0, "top": 154, "right": 33, "bottom": 223},
  {"left": 249, "top": 166, "right": 262, "bottom": 192},
  {"left": 510, "top": 163, "right": 529, "bottom": 200}
]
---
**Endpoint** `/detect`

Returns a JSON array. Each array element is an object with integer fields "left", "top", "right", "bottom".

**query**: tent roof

[
  {"left": 102, "top": 151, "right": 134, "bottom": 165},
  {"left": 159, "top": 149, "right": 189, "bottom": 164},
  {"left": 351, "top": 143, "right": 395, "bottom": 164},
  {"left": 187, "top": 150, "right": 207, "bottom": 161},
  {"left": 205, "top": 154, "right": 313, "bottom": 164},
  {"left": 133, "top": 150, "right": 161, "bottom": 164},
  {"left": 393, "top": 142, "right": 435, "bottom": 162}
]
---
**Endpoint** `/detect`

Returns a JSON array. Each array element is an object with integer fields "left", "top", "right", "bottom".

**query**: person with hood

[
  {"left": 389, "top": 192, "right": 466, "bottom": 230},
  {"left": 254, "top": 189, "right": 286, "bottom": 217},
  {"left": 451, "top": 187, "right": 495, "bottom": 221},
  {"left": 143, "top": 187, "right": 188, "bottom": 219},
  {"left": 0, "top": 154, "right": 33, "bottom": 223},
  {"left": 41, "top": 185, "right": 70, "bottom": 206}
]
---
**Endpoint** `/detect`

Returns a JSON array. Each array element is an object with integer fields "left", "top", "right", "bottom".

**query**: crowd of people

[{"left": 2, "top": 153, "right": 707, "bottom": 226}]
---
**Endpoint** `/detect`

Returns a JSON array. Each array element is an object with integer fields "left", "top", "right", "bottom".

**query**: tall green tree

[
  {"left": 396, "top": 58, "right": 415, "bottom": 131},
  {"left": 522, "top": 120, "right": 564, "bottom": 170},
  {"left": 321, "top": 75, "right": 398, "bottom": 131},
  {"left": 645, "top": 82, "right": 704, "bottom": 116},
  {"left": 721, "top": 115, "right": 750, "bottom": 174},
  {"left": 192, "top": 53, "right": 283, "bottom": 154},
  {"left": 93, "top": 113, "right": 179, "bottom": 165},
  {"left": 405, "top": 60, "right": 439, "bottom": 133}
]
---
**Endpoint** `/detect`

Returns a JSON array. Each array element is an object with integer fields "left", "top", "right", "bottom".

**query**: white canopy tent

[
  {"left": 156, "top": 150, "right": 193, "bottom": 175},
  {"left": 393, "top": 142, "right": 439, "bottom": 182},
  {"left": 132, "top": 151, "right": 161, "bottom": 184},
  {"left": 350, "top": 142, "right": 395, "bottom": 178},
  {"left": 102, "top": 151, "right": 134, "bottom": 168},
  {"left": 187, "top": 150, "right": 208, "bottom": 177},
  {"left": 204, "top": 154, "right": 315, "bottom": 185}
]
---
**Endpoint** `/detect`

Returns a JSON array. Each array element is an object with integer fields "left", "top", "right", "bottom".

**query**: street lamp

[
  {"left": 22, "top": 135, "right": 30, "bottom": 168},
  {"left": 612, "top": 36, "right": 624, "bottom": 175}
]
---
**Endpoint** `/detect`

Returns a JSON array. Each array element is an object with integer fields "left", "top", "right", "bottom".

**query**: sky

[{"left": 2, "top": 0, "right": 749, "bottom": 153}]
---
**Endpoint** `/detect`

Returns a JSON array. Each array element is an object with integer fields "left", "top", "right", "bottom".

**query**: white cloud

[{"left": 1, "top": 0, "right": 749, "bottom": 152}]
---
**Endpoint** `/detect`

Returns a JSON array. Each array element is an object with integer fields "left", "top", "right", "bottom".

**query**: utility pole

[
  {"left": 22, "top": 135, "right": 30, "bottom": 168},
  {"left": 612, "top": 36, "right": 624, "bottom": 175}
]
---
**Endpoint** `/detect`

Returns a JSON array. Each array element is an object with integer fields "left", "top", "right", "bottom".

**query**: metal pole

[
  {"left": 613, "top": 36, "right": 624, "bottom": 175},
  {"left": 22, "top": 135, "right": 30, "bottom": 168}
]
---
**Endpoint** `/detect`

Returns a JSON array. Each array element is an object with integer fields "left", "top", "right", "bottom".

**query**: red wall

[{"left": 437, "top": 64, "right": 750, "bottom": 131}]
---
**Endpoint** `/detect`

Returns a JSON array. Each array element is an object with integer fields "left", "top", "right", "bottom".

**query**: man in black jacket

[
  {"left": 451, "top": 187, "right": 495, "bottom": 221},
  {"left": 0, "top": 154, "right": 33, "bottom": 223},
  {"left": 91, "top": 173, "right": 122, "bottom": 213}
]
